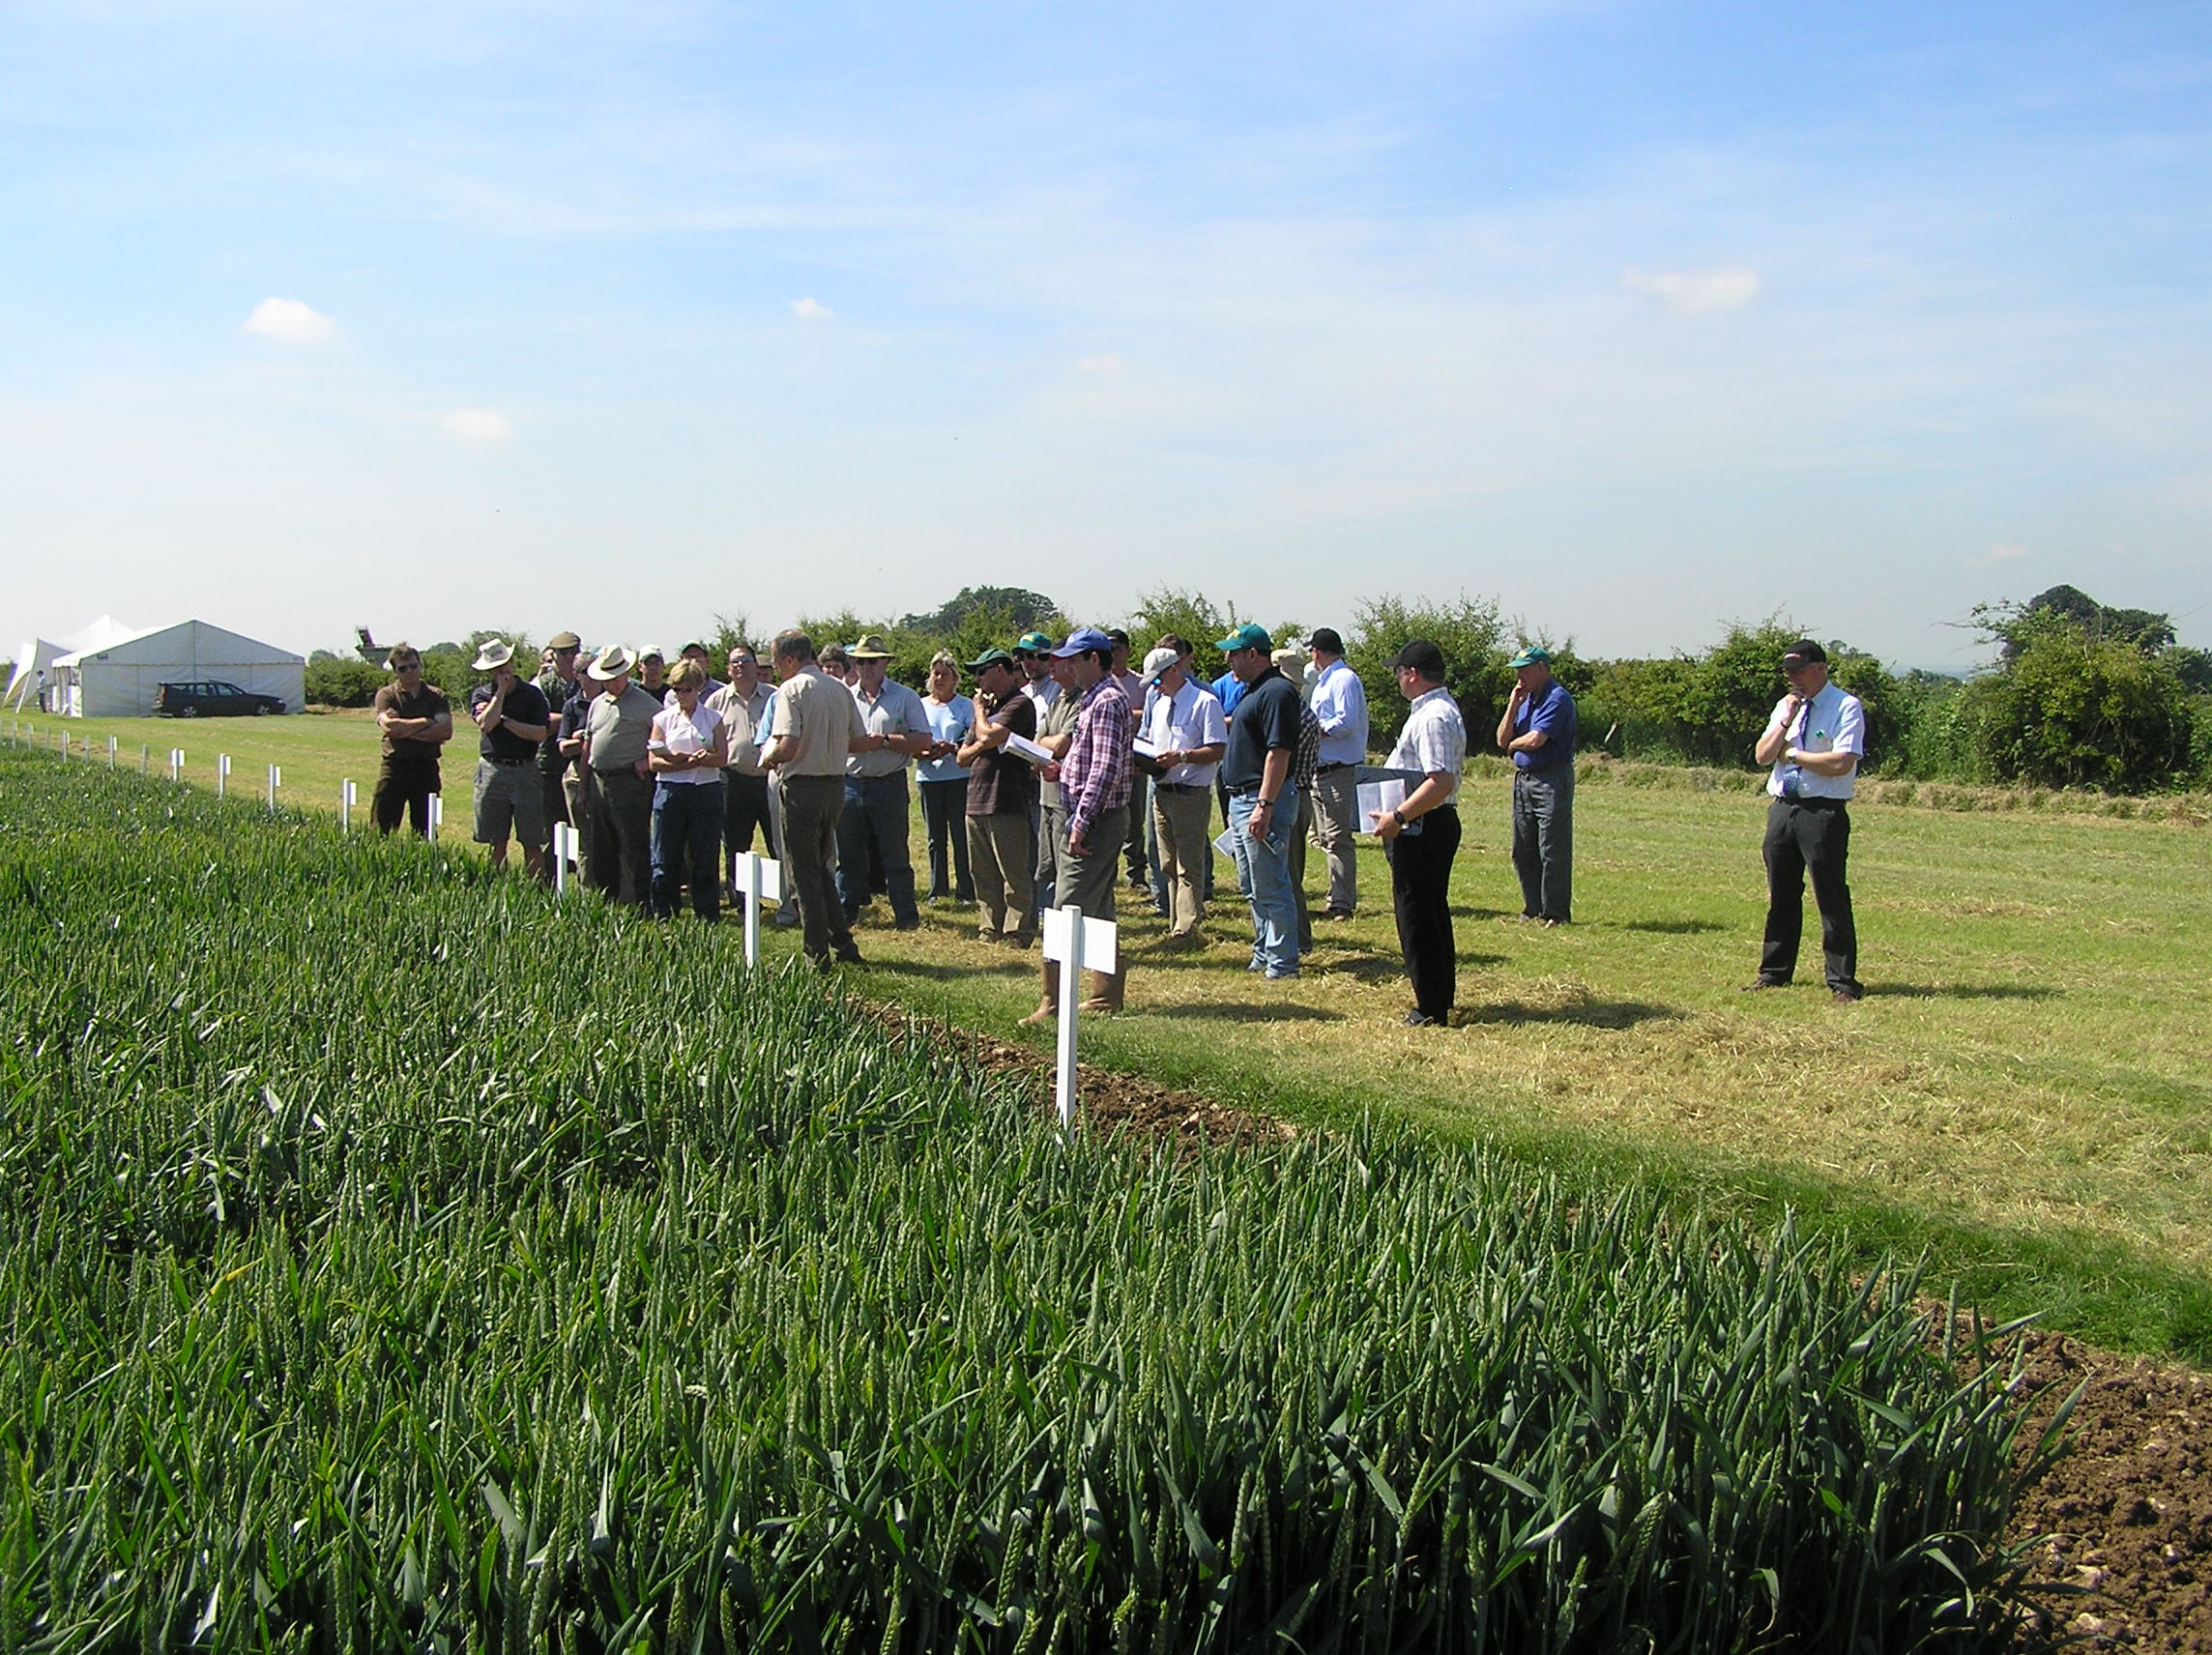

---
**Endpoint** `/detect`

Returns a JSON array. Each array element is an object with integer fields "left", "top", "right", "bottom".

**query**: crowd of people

[{"left": 366, "top": 625, "right": 1869, "bottom": 1024}]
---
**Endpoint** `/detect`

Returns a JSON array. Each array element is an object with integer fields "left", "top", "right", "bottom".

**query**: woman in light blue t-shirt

[{"left": 916, "top": 652, "right": 975, "bottom": 904}]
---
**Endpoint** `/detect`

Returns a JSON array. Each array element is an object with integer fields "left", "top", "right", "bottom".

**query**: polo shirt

[
  {"left": 1219, "top": 669, "right": 1300, "bottom": 793},
  {"left": 966, "top": 692, "right": 1037, "bottom": 817},
  {"left": 372, "top": 682, "right": 450, "bottom": 761},
  {"left": 770, "top": 665, "right": 866, "bottom": 777},
  {"left": 537, "top": 673, "right": 583, "bottom": 774},
  {"left": 470, "top": 679, "right": 551, "bottom": 765},
  {"left": 848, "top": 678, "right": 933, "bottom": 780},
  {"left": 1511, "top": 679, "right": 1577, "bottom": 771},
  {"left": 1209, "top": 670, "right": 1248, "bottom": 716},
  {"left": 706, "top": 681, "right": 775, "bottom": 777},
  {"left": 585, "top": 684, "right": 661, "bottom": 772},
  {"left": 1764, "top": 682, "right": 1865, "bottom": 800}
]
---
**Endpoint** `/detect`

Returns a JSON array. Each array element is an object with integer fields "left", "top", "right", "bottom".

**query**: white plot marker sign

[
  {"left": 267, "top": 764, "right": 280, "bottom": 807},
  {"left": 341, "top": 779, "right": 356, "bottom": 831},
  {"left": 426, "top": 795, "right": 443, "bottom": 841},
  {"left": 552, "top": 822, "right": 575, "bottom": 895},
  {"left": 734, "top": 852, "right": 784, "bottom": 968},
  {"left": 169, "top": 749, "right": 184, "bottom": 783},
  {"left": 217, "top": 754, "right": 230, "bottom": 798},
  {"left": 1041, "top": 903, "right": 1119, "bottom": 1131}
]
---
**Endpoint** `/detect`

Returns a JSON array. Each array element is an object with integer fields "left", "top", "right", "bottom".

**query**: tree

[
  {"left": 897, "top": 587, "right": 1060, "bottom": 635},
  {"left": 1960, "top": 615, "right": 2196, "bottom": 792},
  {"left": 1346, "top": 594, "right": 1510, "bottom": 749}
]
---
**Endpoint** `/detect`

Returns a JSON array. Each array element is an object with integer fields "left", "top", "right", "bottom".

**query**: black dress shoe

[
  {"left": 1403, "top": 1009, "right": 1441, "bottom": 1027},
  {"left": 1832, "top": 986, "right": 1863, "bottom": 1003}
]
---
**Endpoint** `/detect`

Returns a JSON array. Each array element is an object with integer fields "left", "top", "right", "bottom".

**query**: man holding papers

[
  {"left": 1137, "top": 645, "right": 1227, "bottom": 946},
  {"left": 1370, "top": 639, "right": 1468, "bottom": 1028}
]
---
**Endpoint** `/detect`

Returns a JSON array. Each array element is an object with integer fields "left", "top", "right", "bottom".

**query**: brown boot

[
  {"left": 1078, "top": 968, "right": 1125, "bottom": 1014},
  {"left": 1019, "top": 962, "right": 1061, "bottom": 1026}
]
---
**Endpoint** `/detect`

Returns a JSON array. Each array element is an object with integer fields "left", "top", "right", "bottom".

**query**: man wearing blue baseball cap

[
  {"left": 1021, "top": 628, "right": 1134, "bottom": 1020},
  {"left": 1216, "top": 623, "right": 1303, "bottom": 979},
  {"left": 1497, "top": 645, "right": 1577, "bottom": 926}
]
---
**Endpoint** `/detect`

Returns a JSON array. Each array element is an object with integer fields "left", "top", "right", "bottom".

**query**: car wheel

[
  {"left": 255, "top": 704, "right": 271, "bottom": 715},
  {"left": 179, "top": 706, "right": 198, "bottom": 717}
]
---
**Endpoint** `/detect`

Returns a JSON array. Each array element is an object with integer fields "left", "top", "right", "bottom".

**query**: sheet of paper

[
  {"left": 1003, "top": 731, "right": 1054, "bottom": 766},
  {"left": 1356, "top": 777, "right": 1407, "bottom": 834},
  {"left": 1131, "top": 737, "right": 1162, "bottom": 760}
]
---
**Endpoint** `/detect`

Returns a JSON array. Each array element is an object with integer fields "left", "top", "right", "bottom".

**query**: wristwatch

[{"left": 1391, "top": 808, "right": 1407, "bottom": 828}]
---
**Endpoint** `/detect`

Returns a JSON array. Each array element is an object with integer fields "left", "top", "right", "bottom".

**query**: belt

[
  {"left": 1317, "top": 761, "right": 1354, "bottom": 773},
  {"left": 590, "top": 764, "right": 644, "bottom": 776},
  {"left": 1154, "top": 782, "right": 1207, "bottom": 795},
  {"left": 483, "top": 757, "right": 532, "bottom": 768},
  {"left": 1777, "top": 793, "right": 1846, "bottom": 808}
]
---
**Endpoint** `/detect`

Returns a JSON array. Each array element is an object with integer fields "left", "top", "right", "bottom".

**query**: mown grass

[
  {"left": 0, "top": 749, "right": 2050, "bottom": 1649},
  {"left": 26, "top": 716, "right": 2212, "bottom": 1360}
]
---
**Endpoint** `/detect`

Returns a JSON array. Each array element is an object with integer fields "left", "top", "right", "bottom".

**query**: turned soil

[{"left": 867, "top": 1002, "right": 2212, "bottom": 1652}]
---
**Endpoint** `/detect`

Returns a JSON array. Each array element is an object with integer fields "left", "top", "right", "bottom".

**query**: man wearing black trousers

[
  {"left": 1743, "top": 638, "right": 1866, "bottom": 1002},
  {"left": 1371, "top": 640, "right": 1468, "bottom": 1028}
]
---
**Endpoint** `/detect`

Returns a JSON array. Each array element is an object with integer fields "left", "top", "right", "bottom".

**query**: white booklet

[
  {"left": 1356, "top": 777, "right": 1408, "bottom": 834},
  {"left": 1131, "top": 736, "right": 1162, "bottom": 761},
  {"left": 1003, "top": 732, "right": 1054, "bottom": 766}
]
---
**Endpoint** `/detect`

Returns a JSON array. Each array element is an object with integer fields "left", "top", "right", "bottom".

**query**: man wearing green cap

[
  {"left": 1216, "top": 623, "right": 1303, "bottom": 979},
  {"left": 1498, "top": 646, "right": 1576, "bottom": 926}
]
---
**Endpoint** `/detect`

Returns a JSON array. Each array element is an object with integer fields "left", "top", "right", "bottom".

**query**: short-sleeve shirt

[
  {"left": 1143, "top": 679, "right": 1228, "bottom": 788},
  {"left": 1220, "top": 669, "right": 1301, "bottom": 792},
  {"left": 1765, "top": 682, "right": 1864, "bottom": 800},
  {"left": 966, "top": 691, "right": 1037, "bottom": 817},
  {"left": 848, "top": 679, "right": 934, "bottom": 780},
  {"left": 1035, "top": 686, "right": 1082, "bottom": 809},
  {"left": 586, "top": 684, "right": 662, "bottom": 772},
  {"left": 373, "top": 682, "right": 449, "bottom": 761},
  {"left": 536, "top": 673, "right": 583, "bottom": 774},
  {"left": 770, "top": 665, "right": 866, "bottom": 777},
  {"left": 1512, "top": 680, "right": 1577, "bottom": 771},
  {"left": 470, "top": 679, "right": 551, "bottom": 765},
  {"left": 1385, "top": 685, "right": 1469, "bottom": 833},
  {"left": 917, "top": 693, "right": 975, "bottom": 784},
  {"left": 707, "top": 681, "right": 775, "bottom": 777},
  {"left": 650, "top": 700, "right": 727, "bottom": 786}
]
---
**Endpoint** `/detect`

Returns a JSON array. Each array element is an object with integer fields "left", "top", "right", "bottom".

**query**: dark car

[{"left": 156, "top": 681, "right": 286, "bottom": 717}]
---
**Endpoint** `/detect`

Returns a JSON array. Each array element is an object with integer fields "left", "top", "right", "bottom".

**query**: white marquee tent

[
  {"left": 7, "top": 616, "right": 137, "bottom": 711},
  {"left": 46, "top": 620, "right": 306, "bottom": 718}
]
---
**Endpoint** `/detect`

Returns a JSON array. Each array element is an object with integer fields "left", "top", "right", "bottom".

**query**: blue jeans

[
  {"left": 836, "top": 772, "right": 918, "bottom": 925},
  {"left": 650, "top": 778, "right": 724, "bottom": 920},
  {"left": 1228, "top": 783, "right": 1300, "bottom": 975}
]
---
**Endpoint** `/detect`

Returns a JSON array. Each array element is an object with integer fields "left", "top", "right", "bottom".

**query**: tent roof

[
  {"left": 52, "top": 618, "right": 305, "bottom": 669},
  {"left": 55, "top": 614, "right": 139, "bottom": 655}
]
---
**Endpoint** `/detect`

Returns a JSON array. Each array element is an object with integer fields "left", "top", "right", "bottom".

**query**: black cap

[
  {"left": 1390, "top": 639, "right": 1446, "bottom": 678},
  {"left": 1780, "top": 638, "right": 1827, "bottom": 666},
  {"left": 1310, "top": 626, "right": 1344, "bottom": 654}
]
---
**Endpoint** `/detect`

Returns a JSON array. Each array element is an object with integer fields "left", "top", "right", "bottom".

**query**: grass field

[{"left": 21, "top": 710, "right": 2212, "bottom": 1359}]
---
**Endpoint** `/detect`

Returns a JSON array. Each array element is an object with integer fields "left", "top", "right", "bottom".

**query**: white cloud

[
  {"left": 442, "top": 407, "right": 512, "bottom": 442},
  {"left": 1968, "top": 541, "right": 2028, "bottom": 567},
  {"left": 240, "top": 297, "right": 336, "bottom": 345},
  {"left": 1620, "top": 263, "right": 1762, "bottom": 314},
  {"left": 790, "top": 297, "right": 832, "bottom": 321},
  {"left": 1074, "top": 353, "right": 1128, "bottom": 375}
]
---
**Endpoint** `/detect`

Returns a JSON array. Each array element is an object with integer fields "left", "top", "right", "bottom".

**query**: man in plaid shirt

[{"left": 1022, "top": 627, "right": 1134, "bottom": 1021}]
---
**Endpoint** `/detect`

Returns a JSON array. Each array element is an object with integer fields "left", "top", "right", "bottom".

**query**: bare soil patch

[{"left": 864, "top": 997, "right": 2210, "bottom": 1651}]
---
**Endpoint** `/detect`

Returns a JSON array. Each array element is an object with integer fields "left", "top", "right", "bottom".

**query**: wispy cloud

[
  {"left": 441, "top": 407, "right": 512, "bottom": 442},
  {"left": 241, "top": 296, "right": 336, "bottom": 345},
  {"left": 1968, "top": 541, "right": 2028, "bottom": 567},
  {"left": 790, "top": 297, "right": 833, "bottom": 321},
  {"left": 1073, "top": 353, "right": 1127, "bottom": 375},
  {"left": 1620, "top": 264, "right": 1762, "bottom": 314}
]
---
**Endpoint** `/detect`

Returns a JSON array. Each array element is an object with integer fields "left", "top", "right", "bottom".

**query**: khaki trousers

[
  {"left": 967, "top": 812, "right": 1034, "bottom": 944},
  {"left": 1150, "top": 784, "right": 1212, "bottom": 938}
]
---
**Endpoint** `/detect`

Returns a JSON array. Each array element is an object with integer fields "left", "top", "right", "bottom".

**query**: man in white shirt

[
  {"left": 1371, "top": 639, "right": 1467, "bottom": 1027},
  {"left": 1139, "top": 647, "right": 1228, "bottom": 944},
  {"left": 1306, "top": 627, "right": 1369, "bottom": 921},
  {"left": 837, "top": 634, "right": 938, "bottom": 931},
  {"left": 1744, "top": 639, "right": 1866, "bottom": 1002},
  {"left": 709, "top": 643, "right": 777, "bottom": 899}
]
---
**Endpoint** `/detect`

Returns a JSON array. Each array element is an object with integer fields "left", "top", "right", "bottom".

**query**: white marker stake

[
  {"left": 267, "top": 764, "right": 280, "bottom": 807},
  {"left": 107, "top": 736, "right": 116, "bottom": 768},
  {"left": 1042, "top": 904, "right": 1120, "bottom": 1132},
  {"left": 217, "top": 754, "right": 229, "bottom": 798},
  {"left": 140, "top": 744, "right": 149, "bottom": 775},
  {"left": 340, "top": 779, "right": 355, "bottom": 831},
  {"left": 552, "top": 822, "right": 569, "bottom": 895},
  {"left": 169, "top": 749, "right": 184, "bottom": 783},
  {"left": 736, "top": 852, "right": 785, "bottom": 969},
  {"left": 427, "top": 794, "right": 442, "bottom": 841}
]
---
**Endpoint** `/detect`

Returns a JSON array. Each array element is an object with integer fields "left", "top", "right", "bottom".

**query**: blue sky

[{"left": 4, "top": 0, "right": 2207, "bottom": 667}]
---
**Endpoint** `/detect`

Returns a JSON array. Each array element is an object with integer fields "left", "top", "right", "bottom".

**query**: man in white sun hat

[{"left": 468, "top": 639, "right": 552, "bottom": 877}]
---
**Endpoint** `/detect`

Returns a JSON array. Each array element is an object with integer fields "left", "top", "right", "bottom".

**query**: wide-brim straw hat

[
  {"left": 589, "top": 646, "right": 637, "bottom": 682},
  {"left": 472, "top": 640, "right": 514, "bottom": 671}
]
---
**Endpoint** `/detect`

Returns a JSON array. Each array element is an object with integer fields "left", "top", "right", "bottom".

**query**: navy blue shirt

[
  {"left": 1512, "top": 679, "right": 1576, "bottom": 770},
  {"left": 1220, "top": 670, "right": 1302, "bottom": 791}
]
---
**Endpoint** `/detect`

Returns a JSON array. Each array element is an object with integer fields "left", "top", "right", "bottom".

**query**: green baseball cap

[
  {"left": 1015, "top": 631, "right": 1055, "bottom": 654},
  {"left": 966, "top": 647, "right": 1015, "bottom": 672},
  {"left": 1508, "top": 646, "right": 1553, "bottom": 668},
  {"left": 1215, "top": 623, "right": 1272, "bottom": 654}
]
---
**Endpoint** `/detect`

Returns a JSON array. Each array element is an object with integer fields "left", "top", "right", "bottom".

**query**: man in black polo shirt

[
  {"left": 468, "top": 639, "right": 552, "bottom": 877},
  {"left": 1215, "top": 623, "right": 1304, "bottom": 980}
]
